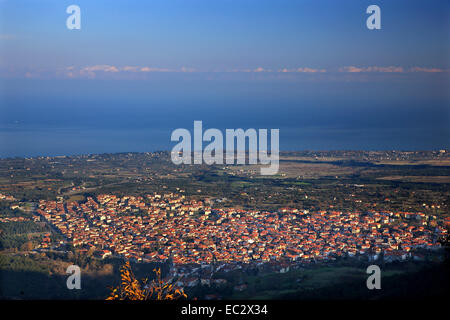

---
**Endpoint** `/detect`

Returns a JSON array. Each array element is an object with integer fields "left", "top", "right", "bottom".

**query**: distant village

[
  {"left": 33, "top": 193, "right": 447, "bottom": 267},
  {"left": 0, "top": 188, "right": 447, "bottom": 292}
]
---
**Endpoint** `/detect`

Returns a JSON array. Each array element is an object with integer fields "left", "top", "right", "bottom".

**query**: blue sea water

[{"left": 0, "top": 77, "right": 448, "bottom": 158}]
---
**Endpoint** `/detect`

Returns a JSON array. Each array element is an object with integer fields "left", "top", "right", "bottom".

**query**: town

[
  {"left": 1, "top": 151, "right": 448, "bottom": 299},
  {"left": 35, "top": 192, "right": 447, "bottom": 268}
]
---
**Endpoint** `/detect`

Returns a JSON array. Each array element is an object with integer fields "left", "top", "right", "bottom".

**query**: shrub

[{"left": 106, "top": 261, "right": 187, "bottom": 300}]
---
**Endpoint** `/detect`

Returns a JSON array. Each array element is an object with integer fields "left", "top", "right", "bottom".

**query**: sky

[{"left": 0, "top": 0, "right": 449, "bottom": 157}]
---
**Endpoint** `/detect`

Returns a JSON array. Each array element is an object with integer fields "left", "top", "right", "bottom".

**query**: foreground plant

[{"left": 106, "top": 261, "right": 187, "bottom": 300}]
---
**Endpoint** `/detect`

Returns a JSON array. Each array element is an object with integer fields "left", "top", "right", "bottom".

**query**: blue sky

[
  {"left": 1, "top": 0, "right": 449, "bottom": 71},
  {"left": 0, "top": 0, "right": 449, "bottom": 156}
]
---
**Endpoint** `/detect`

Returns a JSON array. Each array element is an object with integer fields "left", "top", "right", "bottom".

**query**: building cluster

[
  {"left": 0, "top": 193, "right": 16, "bottom": 201},
  {"left": 36, "top": 193, "right": 446, "bottom": 265},
  {"left": 0, "top": 216, "right": 32, "bottom": 223}
]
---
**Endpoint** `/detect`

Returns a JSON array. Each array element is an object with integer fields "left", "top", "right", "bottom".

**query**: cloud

[
  {"left": 298, "top": 67, "right": 326, "bottom": 73},
  {"left": 57, "top": 65, "right": 194, "bottom": 78},
  {"left": 338, "top": 66, "right": 449, "bottom": 74},
  {"left": 82, "top": 65, "right": 119, "bottom": 73},
  {"left": 2, "top": 64, "right": 447, "bottom": 79},
  {"left": 75, "top": 65, "right": 119, "bottom": 78},
  {"left": 141, "top": 66, "right": 173, "bottom": 72},
  {"left": 279, "top": 67, "right": 326, "bottom": 73},
  {"left": 410, "top": 67, "right": 445, "bottom": 73},
  {"left": 78, "top": 65, "right": 181, "bottom": 75},
  {"left": 181, "top": 66, "right": 196, "bottom": 73},
  {"left": 122, "top": 66, "right": 140, "bottom": 72},
  {"left": 339, "top": 66, "right": 404, "bottom": 73}
]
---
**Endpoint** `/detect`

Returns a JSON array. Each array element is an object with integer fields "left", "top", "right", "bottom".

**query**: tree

[
  {"left": 87, "top": 246, "right": 96, "bottom": 257},
  {"left": 20, "top": 241, "right": 33, "bottom": 251}
]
